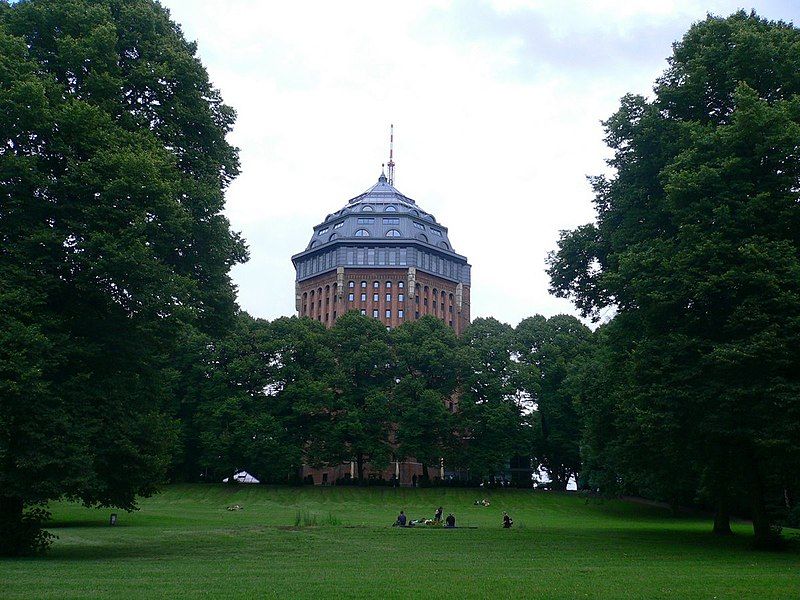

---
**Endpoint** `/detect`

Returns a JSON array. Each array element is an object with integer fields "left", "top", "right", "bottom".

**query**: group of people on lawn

[{"left": 394, "top": 506, "right": 513, "bottom": 528}]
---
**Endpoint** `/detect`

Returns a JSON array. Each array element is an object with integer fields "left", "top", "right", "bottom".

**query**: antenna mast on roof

[{"left": 387, "top": 123, "right": 396, "bottom": 186}]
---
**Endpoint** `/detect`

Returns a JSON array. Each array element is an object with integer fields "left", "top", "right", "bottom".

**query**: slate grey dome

[
  {"left": 293, "top": 173, "right": 470, "bottom": 284},
  {"left": 292, "top": 171, "right": 471, "bottom": 334}
]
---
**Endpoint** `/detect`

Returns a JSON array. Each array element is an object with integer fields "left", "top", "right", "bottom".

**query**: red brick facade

[{"left": 296, "top": 266, "right": 471, "bottom": 335}]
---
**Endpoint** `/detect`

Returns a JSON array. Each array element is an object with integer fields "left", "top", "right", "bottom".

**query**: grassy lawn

[{"left": 2, "top": 485, "right": 798, "bottom": 599}]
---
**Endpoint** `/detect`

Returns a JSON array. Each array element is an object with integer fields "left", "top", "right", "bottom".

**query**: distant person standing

[
  {"left": 445, "top": 513, "right": 456, "bottom": 528},
  {"left": 412, "top": 474, "right": 417, "bottom": 488},
  {"left": 434, "top": 506, "right": 443, "bottom": 523},
  {"left": 502, "top": 512, "right": 513, "bottom": 528}
]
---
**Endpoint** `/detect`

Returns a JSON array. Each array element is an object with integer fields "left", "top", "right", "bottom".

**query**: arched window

[
  {"left": 310, "top": 240, "right": 319, "bottom": 248},
  {"left": 386, "top": 281, "right": 392, "bottom": 288},
  {"left": 354, "top": 229, "right": 370, "bottom": 237},
  {"left": 398, "top": 281, "right": 404, "bottom": 289},
  {"left": 373, "top": 281, "right": 380, "bottom": 289},
  {"left": 438, "top": 241, "right": 449, "bottom": 249},
  {"left": 386, "top": 229, "right": 402, "bottom": 237},
  {"left": 417, "top": 233, "right": 428, "bottom": 243},
  {"left": 329, "top": 233, "right": 338, "bottom": 241},
  {"left": 349, "top": 281, "right": 355, "bottom": 288},
  {"left": 384, "top": 205, "right": 397, "bottom": 212},
  {"left": 360, "top": 281, "right": 367, "bottom": 288},
  {"left": 410, "top": 209, "right": 419, "bottom": 217},
  {"left": 361, "top": 205, "right": 373, "bottom": 212}
]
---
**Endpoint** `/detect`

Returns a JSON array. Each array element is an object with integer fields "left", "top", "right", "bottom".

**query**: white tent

[{"left": 222, "top": 471, "right": 260, "bottom": 484}]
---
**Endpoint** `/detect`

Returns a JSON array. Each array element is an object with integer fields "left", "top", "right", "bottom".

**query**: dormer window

[
  {"left": 384, "top": 205, "right": 397, "bottom": 212},
  {"left": 334, "top": 221, "right": 344, "bottom": 229},
  {"left": 362, "top": 205, "right": 373, "bottom": 212},
  {"left": 430, "top": 228, "right": 442, "bottom": 236},
  {"left": 318, "top": 227, "right": 329, "bottom": 235}
]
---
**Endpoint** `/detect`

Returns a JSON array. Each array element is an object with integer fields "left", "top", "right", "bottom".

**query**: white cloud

[{"left": 161, "top": 0, "right": 800, "bottom": 326}]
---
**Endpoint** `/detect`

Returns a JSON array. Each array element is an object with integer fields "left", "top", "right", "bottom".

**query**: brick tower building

[{"left": 292, "top": 171, "right": 471, "bottom": 333}]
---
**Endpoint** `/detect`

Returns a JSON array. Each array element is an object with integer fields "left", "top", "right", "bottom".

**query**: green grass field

[{"left": 2, "top": 485, "right": 798, "bottom": 599}]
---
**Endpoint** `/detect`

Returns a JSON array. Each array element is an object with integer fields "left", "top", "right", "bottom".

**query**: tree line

[{"left": 170, "top": 311, "right": 591, "bottom": 490}]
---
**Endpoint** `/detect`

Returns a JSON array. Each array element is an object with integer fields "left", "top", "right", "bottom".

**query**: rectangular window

[
  {"left": 348, "top": 293, "right": 354, "bottom": 301},
  {"left": 415, "top": 311, "right": 420, "bottom": 318},
  {"left": 357, "top": 217, "right": 375, "bottom": 224},
  {"left": 360, "top": 293, "right": 366, "bottom": 301},
  {"left": 373, "top": 293, "right": 379, "bottom": 302},
  {"left": 360, "top": 309, "right": 366, "bottom": 316},
  {"left": 383, "top": 218, "right": 399, "bottom": 225},
  {"left": 372, "top": 309, "right": 379, "bottom": 318},
  {"left": 318, "top": 227, "right": 329, "bottom": 235},
  {"left": 398, "top": 310, "right": 404, "bottom": 319},
  {"left": 398, "top": 294, "right": 404, "bottom": 302},
  {"left": 385, "top": 309, "right": 391, "bottom": 318},
  {"left": 449, "top": 305, "right": 453, "bottom": 313},
  {"left": 334, "top": 221, "right": 344, "bottom": 229},
  {"left": 413, "top": 222, "right": 425, "bottom": 230},
  {"left": 385, "top": 294, "right": 391, "bottom": 302},
  {"left": 431, "top": 228, "right": 442, "bottom": 236}
]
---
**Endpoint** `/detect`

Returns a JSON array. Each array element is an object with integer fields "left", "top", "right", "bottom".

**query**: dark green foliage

[
  {"left": 548, "top": 11, "right": 800, "bottom": 546},
  {"left": 515, "top": 315, "right": 592, "bottom": 490},
  {"left": 453, "top": 318, "right": 528, "bottom": 478},
  {"left": 323, "top": 312, "right": 395, "bottom": 480},
  {"left": 391, "top": 316, "right": 459, "bottom": 473},
  {"left": 0, "top": 0, "right": 244, "bottom": 554}
]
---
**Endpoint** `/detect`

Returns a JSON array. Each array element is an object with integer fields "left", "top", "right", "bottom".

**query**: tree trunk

[
  {"left": 550, "top": 470, "right": 568, "bottom": 491},
  {"left": 0, "top": 495, "right": 24, "bottom": 556},
  {"left": 356, "top": 453, "right": 364, "bottom": 483},
  {"left": 712, "top": 495, "right": 732, "bottom": 535},
  {"left": 750, "top": 462, "right": 778, "bottom": 549}
]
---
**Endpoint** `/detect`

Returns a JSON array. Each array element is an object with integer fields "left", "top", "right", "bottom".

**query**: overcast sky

[{"left": 162, "top": 0, "right": 799, "bottom": 327}]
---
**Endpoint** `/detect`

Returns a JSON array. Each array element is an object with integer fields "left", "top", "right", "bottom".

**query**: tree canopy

[
  {"left": 548, "top": 11, "right": 800, "bottom": 546},
  {"left": 0, "top": 0, "right": 245, "bottom": 555}
]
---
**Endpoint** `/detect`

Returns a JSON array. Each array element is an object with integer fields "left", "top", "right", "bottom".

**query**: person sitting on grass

[
  {"left": 394, "top": 511, "right": 407, "bottom": 527},
  {"left": 502, "top": 512, "right": 513, "bottom": 528},
  {"left": 445, "top": 513, "right": 456, "bottom": 528},
  {"left": 434, "top": 506, "right": 443, "bottom": 523}
]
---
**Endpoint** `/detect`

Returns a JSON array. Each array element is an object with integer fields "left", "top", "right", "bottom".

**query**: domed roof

[{"left": 303, "top": 173, "right": 456, "bottom": 252}]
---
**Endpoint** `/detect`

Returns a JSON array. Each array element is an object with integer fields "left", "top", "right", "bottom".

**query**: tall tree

[
  {"left": 548, "top": 12, "right": 800, "bottom": 545},
  {"left": 454, "top": 318, "right": 527, "bottom": 480},
  {"left": 391, "top": 316, "right": 459, "bottom": 478},
  {"left": 0, "top": 0, "right": 245, "bottom": 554},
  {"left": 324, "top": 312, "right": 394, "bottom": 481},
  {"left": 515, "top": 315, "right": 592, "bottom": 490}
]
